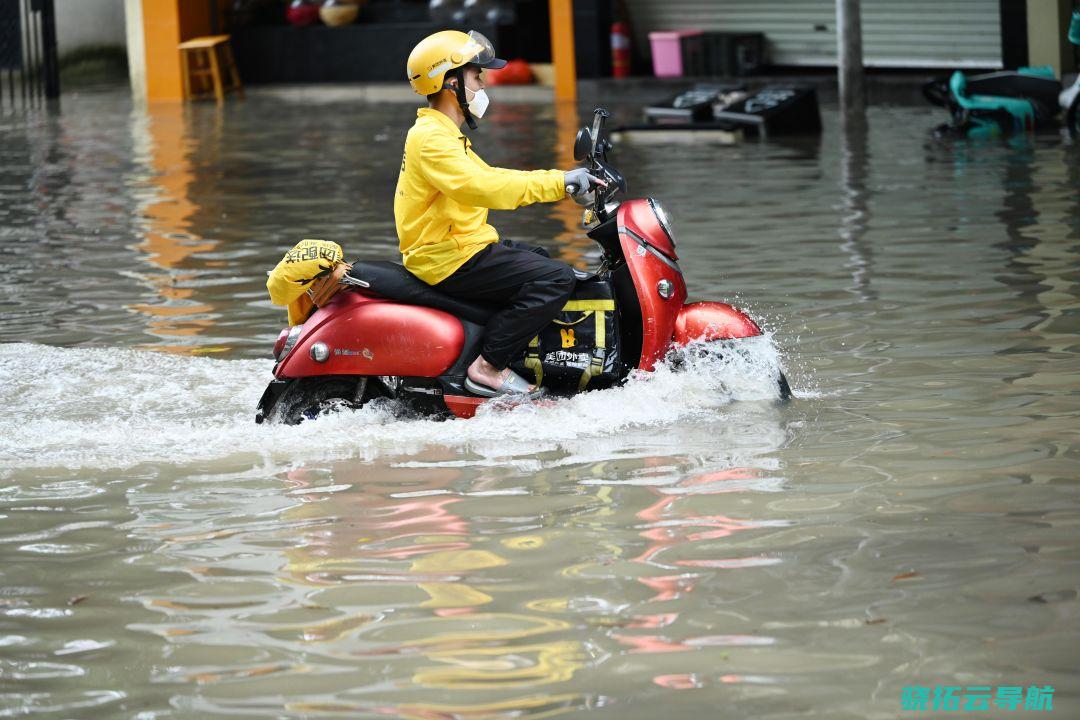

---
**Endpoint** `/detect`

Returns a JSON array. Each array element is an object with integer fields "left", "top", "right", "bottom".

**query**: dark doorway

[{"left": 0, "top": 0, "right": 59, "bottom": 108}]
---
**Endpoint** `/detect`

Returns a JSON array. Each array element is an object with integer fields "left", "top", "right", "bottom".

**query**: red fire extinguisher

[{"left": 611, "top": 21, "right": 631, "bottom": 78}]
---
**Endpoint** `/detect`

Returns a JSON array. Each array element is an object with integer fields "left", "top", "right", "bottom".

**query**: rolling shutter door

[{"left": 624, "top": 0, "right": 1002, "bottom": 68}]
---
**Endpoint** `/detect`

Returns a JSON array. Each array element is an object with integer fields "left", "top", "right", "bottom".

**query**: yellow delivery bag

[{"left": 266, "top": 239, "right": 344, "bottom": 325}]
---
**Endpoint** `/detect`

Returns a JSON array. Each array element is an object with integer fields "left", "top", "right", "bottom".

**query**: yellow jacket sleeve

[
  {"left": 473, "top": 152, "right": 559, "bottom": 179},
  {"left": 420, "top": 132, "right": 566, "bottom": 210}
]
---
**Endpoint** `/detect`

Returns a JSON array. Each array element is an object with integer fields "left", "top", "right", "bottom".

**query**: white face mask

[{"left": 465, "top": 84, "right": 490, "bottom": 119}]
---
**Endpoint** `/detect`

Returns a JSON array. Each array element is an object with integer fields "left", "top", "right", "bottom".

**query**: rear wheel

[{"left": 270, "top": 376, "right": 381, "bottom": 425}]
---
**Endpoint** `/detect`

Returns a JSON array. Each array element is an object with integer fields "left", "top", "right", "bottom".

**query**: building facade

[{"left": 625, "top": 0, "right": 1005, "bottom": 69}]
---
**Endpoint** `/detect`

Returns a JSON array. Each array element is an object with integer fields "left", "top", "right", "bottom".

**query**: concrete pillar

[
  {"left": 549, "top": 0, "right": 577, "bottom": 102},
  {"left": 836, "top": 0, "right": 865, "bottom": 124},
  {"left": 1026, "top": 0, "right": 1076, "bottom": 76},
  {"left": 124, "top": 0, "right": 146, "bottom": 103}
]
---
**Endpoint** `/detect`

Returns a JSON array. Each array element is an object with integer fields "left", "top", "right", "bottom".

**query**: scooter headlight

[{"left": 648, "top": 198, "right": 675, "bottom": 243}]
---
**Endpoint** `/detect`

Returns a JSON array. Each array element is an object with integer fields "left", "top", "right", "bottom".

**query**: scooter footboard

[{"left": 673, "top": 302, "right": 762, "bottom": 346}]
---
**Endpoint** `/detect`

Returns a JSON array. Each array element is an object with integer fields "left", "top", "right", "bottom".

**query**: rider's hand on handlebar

[{"left": 564, "top": 168, "right": 607, "bottom": 198}]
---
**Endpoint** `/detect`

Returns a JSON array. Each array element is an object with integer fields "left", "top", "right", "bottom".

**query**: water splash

[{"left": 0, "top": 337, "right": 788, "bottom": 472}]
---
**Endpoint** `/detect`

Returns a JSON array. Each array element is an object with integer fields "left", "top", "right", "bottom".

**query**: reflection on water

[
  {"left": 128, "top": 104, "right": 222, "bottom": 354},
  {"left": 117, "top": 441, "right": 793, "bottom": 717},
  {"left": 1, "top": 87, "right": 1079, "bottom": 718},
  {"left": 838, "top": 117, "right": 875, "bottom": 303}
]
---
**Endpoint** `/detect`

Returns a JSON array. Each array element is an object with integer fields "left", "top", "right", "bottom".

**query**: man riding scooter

[{"left": 396, "top": 30, "right": 603, "bottom": 397}]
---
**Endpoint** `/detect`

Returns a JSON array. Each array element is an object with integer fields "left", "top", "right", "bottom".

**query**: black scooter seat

[
  {"left": 347, "top": 261, "right": 498, "bottom": 326},
  {"left": 965, "top": 71, "right": 1062, "bottom": 109}
]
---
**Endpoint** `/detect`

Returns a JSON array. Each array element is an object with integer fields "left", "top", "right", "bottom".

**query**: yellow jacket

[{"left": 394, "top": 108, "right": 566, "bottom": 285}]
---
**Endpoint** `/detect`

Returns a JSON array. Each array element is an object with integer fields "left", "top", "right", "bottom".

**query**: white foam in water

[{"left": 0, "top": 338, "right": 788, "bottom": 471}]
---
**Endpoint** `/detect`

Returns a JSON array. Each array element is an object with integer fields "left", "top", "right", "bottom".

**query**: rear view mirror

[{"left": 573, "top": 128, "right": 591, "bottom": 161}]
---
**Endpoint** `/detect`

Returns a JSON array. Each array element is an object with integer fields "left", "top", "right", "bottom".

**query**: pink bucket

[{"left": 649, "top": 30, "right": 702, "bottom": 77}]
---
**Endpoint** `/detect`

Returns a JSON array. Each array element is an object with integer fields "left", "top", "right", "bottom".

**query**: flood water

[{"left": 1, "top": 86, "right": 1078, "bottom": 719}]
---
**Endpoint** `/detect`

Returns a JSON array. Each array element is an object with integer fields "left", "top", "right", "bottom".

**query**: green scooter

[{"left": 924, "top": 10, "right": 1080, "bottom": 138}]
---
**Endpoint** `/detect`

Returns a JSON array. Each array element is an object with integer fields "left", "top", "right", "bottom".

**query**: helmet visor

[{"left": 463, "top": 30, "right": 506, "bottom": 70}]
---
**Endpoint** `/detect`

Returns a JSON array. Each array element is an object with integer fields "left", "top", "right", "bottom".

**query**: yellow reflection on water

[
  {"left": 413, "top": 640, "right": 585, "bottom": 688},
  {"left": 274, "top": 458, "right": 589, "bottom": 705},
  {"left": 418, "top": 582, "right": 494, "bottom": 610},
  {"left": 128, "top": 103, "right": 221, "bottom": 354}
]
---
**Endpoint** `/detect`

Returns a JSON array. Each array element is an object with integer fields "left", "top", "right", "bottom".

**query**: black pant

[{"left": 435, "top": 239, "right": 576, "bottom": 370}]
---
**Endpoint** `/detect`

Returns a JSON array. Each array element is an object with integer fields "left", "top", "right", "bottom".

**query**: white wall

[{"left": 55, "top": 0, "right": 127, "bottom": 54}]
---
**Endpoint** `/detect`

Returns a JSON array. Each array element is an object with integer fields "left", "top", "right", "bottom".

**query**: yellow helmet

[{"left": 406, "top": 29, "right": 506, "bottom": 96}]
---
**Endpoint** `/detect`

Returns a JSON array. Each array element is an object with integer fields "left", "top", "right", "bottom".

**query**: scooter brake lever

[{"left": 340, "top": 274, "right": 370, "bottom": 289}]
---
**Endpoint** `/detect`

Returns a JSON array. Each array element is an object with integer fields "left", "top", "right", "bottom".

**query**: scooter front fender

[
  {"left": 255, "top": 378, "right": 293, "bottom": 424},
  {"left": 673, "top": 302, "right": 762, "bottom": 346}
]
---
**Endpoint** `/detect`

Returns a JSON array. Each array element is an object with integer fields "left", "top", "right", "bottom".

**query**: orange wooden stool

[{"left": 178, "top": 35, "right": 243, "bottom": 102}]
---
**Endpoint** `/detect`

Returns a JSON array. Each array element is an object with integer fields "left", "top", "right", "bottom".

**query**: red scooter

[{"left": 256, "top": 109, "right": 789, "bottom": 424}]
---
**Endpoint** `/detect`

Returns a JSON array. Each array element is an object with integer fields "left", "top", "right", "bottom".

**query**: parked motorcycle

[
  {"left": 924, "top": 11, "right": 1080, "bottom": 139},
  {"left": 256, "top": 108, "right": 789, "bottom": 425}
]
